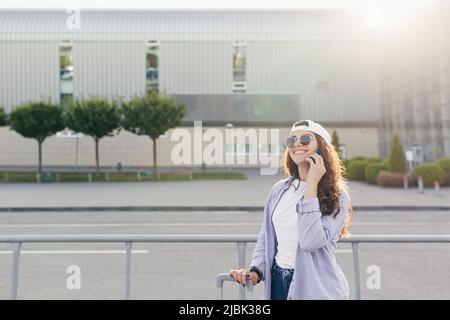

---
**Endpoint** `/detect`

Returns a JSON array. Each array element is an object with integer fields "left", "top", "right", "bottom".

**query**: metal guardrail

[{"left": 1, "top": 234, "right": 450, "bottom": 300}]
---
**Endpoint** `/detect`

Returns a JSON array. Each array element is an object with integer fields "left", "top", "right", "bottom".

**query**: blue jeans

[{"left": 270, "top": 262, "right": 294, "bottom": 300}]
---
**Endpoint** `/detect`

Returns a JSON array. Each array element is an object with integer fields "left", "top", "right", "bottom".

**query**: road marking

[
  {"left": 336, "top": 250, "right": 353, "bottom": 253},
  {"left": 0, "top": 250, "right": 149, "bottom": 255}
]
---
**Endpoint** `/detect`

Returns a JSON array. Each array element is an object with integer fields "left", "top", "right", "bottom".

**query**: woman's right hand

[{"left": 229, "top": 268, "right": 258, "bottom": 287}]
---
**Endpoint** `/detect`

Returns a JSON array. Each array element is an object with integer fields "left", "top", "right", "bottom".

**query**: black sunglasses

[{"left": 286, "top": 134, "right": 315, "bottom": 148}]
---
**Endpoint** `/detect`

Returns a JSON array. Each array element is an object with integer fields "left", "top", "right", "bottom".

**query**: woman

[{"left": 230, "top": 119, "right": 352, "bottom": 300}]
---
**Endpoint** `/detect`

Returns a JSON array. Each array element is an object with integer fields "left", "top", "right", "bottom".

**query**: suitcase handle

[{"left": 216, "top": 273, "right": 254, "bottom": 300}]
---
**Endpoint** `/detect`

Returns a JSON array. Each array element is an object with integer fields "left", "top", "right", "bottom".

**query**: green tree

[
  {"left": 331, "top": 130, "right": 340, "bottom": 157},
  {"left": 9, "top": 101, "right": 65, "bottom": 179},
  {"left": 121, "top": 92, "right": 185, "bottom": 178},
  {"left": 66, "top": 96, "right": 121, "bottom": 173},
  {"left": 388, "top": 130, "right": 407, "bottom": 173},
  {"left": 0, "top": 106, "right": 7, "bottom": 126}
]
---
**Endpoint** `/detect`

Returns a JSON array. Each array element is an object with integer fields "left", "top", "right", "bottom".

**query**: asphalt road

[{"left": 0, "top": 210, "right": 449, "bottom": 300}]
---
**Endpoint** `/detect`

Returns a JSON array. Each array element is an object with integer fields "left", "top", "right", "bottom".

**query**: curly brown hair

[{"left": 282, "top": 132, "right": 353, "bottom": 239}]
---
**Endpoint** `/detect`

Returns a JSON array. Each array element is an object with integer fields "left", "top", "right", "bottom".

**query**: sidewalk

[{"left": 0, "top": 169, "right": 449, "bottom": 210}]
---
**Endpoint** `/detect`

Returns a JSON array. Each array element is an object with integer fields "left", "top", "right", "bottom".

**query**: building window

[
  {"left": 259, "top": 144, "right": 280, "bottom": 155},
  {"left": 236, "top": 143, "right": 246, "bottom": 155},
  {"left": 225, "top": 143, "right": 235, "bottom": 156},
  {"left": 269, "top": 144, "right": 280, "bottom": 155},
  {"left": 59, "top": 40, "right": 74, "bottom": 105},
  {"left": 245, "top": 143, "right": 251, "bottom": 155},
  {"left": 233, "top": 41, "right": 246, "bottom": 93},
  {"left": 146, "top": 40, "right": 159, "bottom": 93}
]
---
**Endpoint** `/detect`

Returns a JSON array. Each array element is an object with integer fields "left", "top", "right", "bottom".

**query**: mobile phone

[{"left": 308, "top": 149, "right": 321, "bottom": 164}]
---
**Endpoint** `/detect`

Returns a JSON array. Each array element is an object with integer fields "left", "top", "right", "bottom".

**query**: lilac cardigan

[{"left": 249, "top": 176, "right": 350, "bottom": 300}]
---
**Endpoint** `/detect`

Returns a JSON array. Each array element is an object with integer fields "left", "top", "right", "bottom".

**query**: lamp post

[{"left": 56, "top": 129, "right": 83, "bottom": 172}]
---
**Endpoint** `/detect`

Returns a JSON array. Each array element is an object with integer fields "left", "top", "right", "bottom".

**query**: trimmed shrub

[
  {"left": 388, "top": 131, "right": 407, "bottom": 173},
  {"left": 0, "top": 171, "right": 247, "bottom": 183},
  {"left": 444, "top": 172, "right": 450, "bottom": 187},
  {"left": 351, "top": 156, "right": 368, "bottom": 162},
  {"left": 435, "top": 158, "right": 450, "bottom": 186},
  {"left": 365, "top": 162, "right": 389, "bottom": 184},
  {"left": 192, "top": 172, "right": 246, "bottom": 180},
  {"left": 0, "top": 172, "right": 37, "bottom": 183},
  {"left": 340, "top": 159, "right": 350, "bottom": 179},
  {"left": 347, "top": 160, "right": 368, "bottom": 181},
  {"left": 436, "top": 158, "right": 450, "bottom": 172},
  {"left": 413, "top": 163, "right": 445, "bottom": 187},
  {"left": 58, "top": 172, "right": 91, "bottom": 182},
  {"left": 377, "top": 170, "right": 413, "bottom": 187},
  {"left": 342, "top": 159, "right": 350, "bottom": 170},
  {"left": 367, "top": 157, "right": 384, "bottom": 164},
  {"left": 332, "top": 130, "right": 340, "bottom": 156},
  {"left": 0, "top": 106, "right": 7, "bottom": 126}
]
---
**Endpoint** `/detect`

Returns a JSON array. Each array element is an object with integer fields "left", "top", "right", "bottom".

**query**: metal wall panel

[
  {"left": 159, "top": 41, "right": 232, "bottom": 94},
  {"left": 246, "top": 40, "right": 380, "bottom": 122},
  {"left": 73, "top": 41, "right": 145, "bottom": 100},
  {"left": 0, "top": 41, "right": 59, "bottom": 111}
]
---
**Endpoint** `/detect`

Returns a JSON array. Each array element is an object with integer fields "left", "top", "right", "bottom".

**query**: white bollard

[
  {"left": 403, "top": 175, "right": 409, "bottom": 190},
  {"left": 434, "top": 180, "right": 442, "bottom": 197},
  {"left": 418, "top": 176, "right": 424, "bottom": 193}
]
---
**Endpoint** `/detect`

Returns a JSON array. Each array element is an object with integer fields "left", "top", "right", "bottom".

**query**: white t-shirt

[{"left": 272, "top": 178, "right": 307, "bottom": 269}]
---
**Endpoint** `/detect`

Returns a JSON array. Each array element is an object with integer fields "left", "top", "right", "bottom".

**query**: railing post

[
  {"left": 11, "top": 242, "right": 22, "bottom": 300},
  {"left": 237, "top": 242, "right": 247, "bottom": 269},
  {"left": 351, "top": 242, "right": 362, "bottom": 300},
  {"left": 125, "top": 241, "right": 132, "bottom": 300},
  {"left": 237, "top": 242, "right": 247, "bottom": 300}
]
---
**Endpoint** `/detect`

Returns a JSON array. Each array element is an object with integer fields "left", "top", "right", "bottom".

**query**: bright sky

[{"left": 0, "top": 0, "right": 437, "bottom": 10}]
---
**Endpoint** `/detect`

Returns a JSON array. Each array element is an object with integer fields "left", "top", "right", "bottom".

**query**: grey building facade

[
  {"left": 0, "top": 9, "right": 382, "bottom": 168},
  {"left": 379, "top": 2, "right": 450, "bottom": 163}
]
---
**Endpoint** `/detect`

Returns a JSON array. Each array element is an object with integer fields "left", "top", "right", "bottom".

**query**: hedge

[
  {"left": 413, "top": 163, "right": 445, "bottom": 187},
  {"left": 367, "top": 157, "right": 384, "bottom": 164},
  {"left": 347, "top": 160, "right": 368, "bottom": 181},
  {"left": 365, "top": 162, "right": 389, "bottom": 184},
  {"left": 350, "top": 156, "right": 368, "bottom": 162},
  {"left": 436, "top": 158, "right": 450, "bottom": 172},
  {"left": 377, "top": 171, "right": 413, "bottom": 187}
]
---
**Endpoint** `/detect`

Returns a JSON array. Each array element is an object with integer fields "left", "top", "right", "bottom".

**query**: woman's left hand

[{"left": 305, "top": 153, "right": 326, "bottom": 186}]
